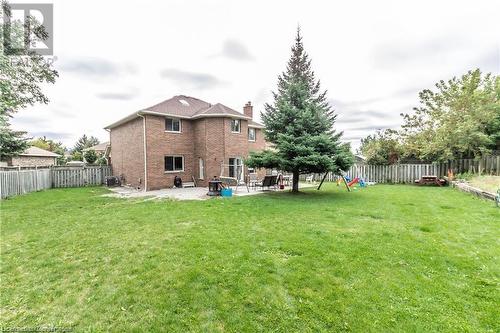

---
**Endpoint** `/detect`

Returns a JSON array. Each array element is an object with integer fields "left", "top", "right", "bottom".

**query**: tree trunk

[{"left": 292, "top": 170, "right": 300, "bottom": 193}]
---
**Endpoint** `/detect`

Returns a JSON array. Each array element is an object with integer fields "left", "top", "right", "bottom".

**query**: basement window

[
  {"left": 165, "top": 118, "right": 181, "bottom": 132},
  {"left": 165, "top": 155, "right": 184, "bottom": 172}
]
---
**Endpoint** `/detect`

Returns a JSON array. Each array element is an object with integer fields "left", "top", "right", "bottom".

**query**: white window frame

[
  {"left": 248, "top": 127, "right": 256, "bottom": 141},
  {"left": 164, "top": 155, "right": 184, "bottom": 173},
  {"left": 165, "top": 117, "right": 181, "bottom": 133},
  {"left": 228, "top": 157, "right": 244, "bottom": 182},
  {"left": 231, "top": 119, "right": 241, "bottom": 133},
  {"left": 199, "top": 158, "right": 204, "bottom": 180}
]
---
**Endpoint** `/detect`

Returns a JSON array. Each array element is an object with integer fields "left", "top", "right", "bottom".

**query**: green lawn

[{"left": 1, "top": 185, "right": 499, "bottom": 332}]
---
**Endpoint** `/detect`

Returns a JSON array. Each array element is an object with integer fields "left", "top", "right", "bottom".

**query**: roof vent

[{"left": 179, "top": 99, "right": 189, "bottom": 106}]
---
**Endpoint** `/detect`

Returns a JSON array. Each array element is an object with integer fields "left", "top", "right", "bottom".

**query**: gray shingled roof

[
  {"left": 20, "top": 146, "right": 60, "bottom": 157},
  {"left": 144, "top": 95, "right": 211, "bottom": 118},
  {"left": 192, "top": 103, "right": 250, "bottom": 119},
  {"left": 105, "top": 95, "right": 260, "bottom": 129},
  {"left": 248, "top": 119, "right": 265, "bottom": 128},
  {"left": 83, "top": 142, "right": 109, "bottom": 152}
]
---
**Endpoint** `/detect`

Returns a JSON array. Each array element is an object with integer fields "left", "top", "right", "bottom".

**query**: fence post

[{"left": 17, "top": 166, "right": 21, "bottom": 195}]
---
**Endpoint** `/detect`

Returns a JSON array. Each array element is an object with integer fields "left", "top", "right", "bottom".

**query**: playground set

[{"left": 336, "top": 176, "right": 368, "bottom": 192}]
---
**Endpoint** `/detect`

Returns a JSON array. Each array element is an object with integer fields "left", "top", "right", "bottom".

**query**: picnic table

[{"left": 415, "top": 175, "right": 447, "bottom": 186}]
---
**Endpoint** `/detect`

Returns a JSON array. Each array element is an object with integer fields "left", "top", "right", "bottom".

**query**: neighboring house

[
  {"left": 105, "top": 95, "right": 267, "bottom": 190},
  {"left": 354, "top": 154, "right": 366, "bottom": 164},
  {"left": 83, "top": 142, "right": 110, "bottom": 155},
  {"left": 5, "top": 147, "right": 60, "bottom": 167},
  {"left": 83, "top": 142, "right": 111, "bottom": 164}
]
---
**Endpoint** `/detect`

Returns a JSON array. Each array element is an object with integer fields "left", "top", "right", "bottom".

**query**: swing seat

[{"left": 219, "top": 177, "right": 238, "bottom": 187}]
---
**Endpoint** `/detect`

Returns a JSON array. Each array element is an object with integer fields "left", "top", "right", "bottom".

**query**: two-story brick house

[{"left": 105, "top": 95, "right": 267, "bottom": 190}]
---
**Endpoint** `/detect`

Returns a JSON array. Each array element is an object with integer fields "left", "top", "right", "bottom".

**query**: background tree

[
  {"left": 73, "top": 135, "right": 100, "bottom": 154},
  {"left": 360, "top": 69, "right": 499, "bottom": 165},
  {"left": 400, "top": 69, "right": 499, "bottom": 161},
  {"left": 359, "top": 129, "right": 402, "bottom": 165},
  {"left": 0, "top": 1, "right": 58, "bottom": 159},
  {"left": 71, "top": 151, "right": 83, "bottom": 162},
  {"left": 246, "top": 29, "right": 353, "bottom": 192},
  {"left": 30, "top": 136, "right": 67, "bottom": 164},
  {"left": 83, "top": 149, "right": 98, "bottom": 164},
  {"left": 96, "top": 155, "right": 108, "bottom": 166},
  {"left": 0, "top": 127, "right": 28, "bottom": 160}
]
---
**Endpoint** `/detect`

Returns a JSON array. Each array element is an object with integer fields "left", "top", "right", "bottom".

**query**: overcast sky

[{"left": 9, "top": 0, "right": 500, "bottom": 151}]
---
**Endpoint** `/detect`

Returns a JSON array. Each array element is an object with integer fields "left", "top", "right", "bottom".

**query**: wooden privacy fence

[
  {"left": 52, "top": 166, "right": 112, "bottom": 188},
  {"left": 302, "top": 163, "right": 444, "bottom": 184},
  {"left": 302, "top": 156, "right": 499, "bottom": 184},
  {"left": 0, "top": 166, "right": 112, "bottom": 199},
  {"left": 444, "top": 156, "right": 499, "bottom": 175}
]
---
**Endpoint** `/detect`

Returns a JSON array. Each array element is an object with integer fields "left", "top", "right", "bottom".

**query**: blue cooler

[{"left": 221, "top": 188, "right": 233, "bottom": 197}]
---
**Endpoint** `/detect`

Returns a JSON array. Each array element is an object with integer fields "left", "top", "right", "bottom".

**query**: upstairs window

[
  {"left": 165, "top": 118, "right": 181, "bottom": 132},
  {"left": 231, "top": 119, "right": 241, "bottom": 133},
  {"left": 165, "top": 155, "right": 184, "bottom": 172},
  {"left": 248, "top": 128, "right": 256, "bottom": 141}
]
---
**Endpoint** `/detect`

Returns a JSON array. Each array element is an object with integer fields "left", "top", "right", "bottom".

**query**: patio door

[{"left": 228, "top": 157, "right": 244, "bottom": 183}]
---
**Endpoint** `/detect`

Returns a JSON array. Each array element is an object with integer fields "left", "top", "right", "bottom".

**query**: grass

[
  {"left": 1, "top": 184, "right": 499, "bottom": 332},
  {"left": 468, "top": 175, "right": 500, "bottom": 193}
]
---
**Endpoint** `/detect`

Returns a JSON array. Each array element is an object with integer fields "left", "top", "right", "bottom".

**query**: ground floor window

[
  {"left": 228, "top": 157, "right": 244, "bottom": 181},
  {"left": 165, "top": 155, "right": 184, "bottom": 172}
]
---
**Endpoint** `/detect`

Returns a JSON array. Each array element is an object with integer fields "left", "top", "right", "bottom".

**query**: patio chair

[
  {"left": 255, "top": 175, "right": 278, "bottom": 190},
  {"left": 248, "top": 173, "right": 258, "bottom": 188},
  {"left": 305, "top": 174, "right": 315, "bottom": 183}
]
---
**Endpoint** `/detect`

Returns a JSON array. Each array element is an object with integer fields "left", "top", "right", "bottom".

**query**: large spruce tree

[{"left": 246, "top": 28, "right": 353, "bottom": 192}]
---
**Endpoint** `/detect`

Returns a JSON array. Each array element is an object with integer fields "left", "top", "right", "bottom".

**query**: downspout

[{"left": 138, "top": 113, "right": 148, "bottom": 191}]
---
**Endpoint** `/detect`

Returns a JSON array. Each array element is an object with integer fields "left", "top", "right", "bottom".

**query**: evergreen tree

[
  {"left": 83, "top": 149, "right": 98, "bottom": 164},
  {"left": 246, "top": 28, "right": 353, "bottom": 192},
  {"left": 0, "top": 117, "right": 28, "bottom": 160},
  {"left": 73, "top": 135, "right": 100, "bottom": 154}
]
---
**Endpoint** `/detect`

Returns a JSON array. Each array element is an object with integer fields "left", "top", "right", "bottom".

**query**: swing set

[{"left": 316, "top": 172, "right": 364, "bottom": 192}]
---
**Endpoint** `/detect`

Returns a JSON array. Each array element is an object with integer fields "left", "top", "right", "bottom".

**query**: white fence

[{"left": 0, "top": 166, "right": 112, "bottom": 199}]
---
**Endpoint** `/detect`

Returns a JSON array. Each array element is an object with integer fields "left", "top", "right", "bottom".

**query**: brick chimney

[{"left": 243, "top": 101, "right": 253, "bottom": 119}]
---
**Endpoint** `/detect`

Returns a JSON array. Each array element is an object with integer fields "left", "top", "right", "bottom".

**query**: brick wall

[
  {"left": 193, "top": 118, "right": 208, "bottom": 186},
  {"left": 110, "top": 114, "right": 268, "bottom": 190},
  {"left": 145, "top": 115, "right": 195, "bottom": 190},
  {"left": 203, "top": 118, "right": 227, "bottom": 185},
  {"left": 248, "top": 127, "right": 267, "bottom": 179},
  {"left": 110, "top": 117, "right": 145, "bottom": 189},
  {"left": 9, "top": 156, "right": 57, "bottom": 167}
]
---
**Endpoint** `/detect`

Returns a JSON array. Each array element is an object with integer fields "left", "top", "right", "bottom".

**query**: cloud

[
  {"left": 221, "top": 39, "right": 255, "bottom": 61},
  {"left": 96, "top": 92, "right": 138, "bottom": 101},
  {"left": 371, "top": 34, "right": 465, "bottom": 69},
  {"left": 348, "top": 125, "right": 396, "bottom": 131},
  {"left": 474, "top": 49, "right": 500, "bottom": 74},
  {"left": 160, "top": 69, "right": 226, "bottom": 89},
  {"left": 26, "top": 131, "right": 73, "bottom": 140},
  {"left": 57, "top": 57, "right": 137, "bottom": 77}
]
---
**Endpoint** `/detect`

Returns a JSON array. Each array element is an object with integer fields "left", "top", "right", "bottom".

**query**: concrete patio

[{"left": 103, "top": 183, "right": 315, "bottom": 200}]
